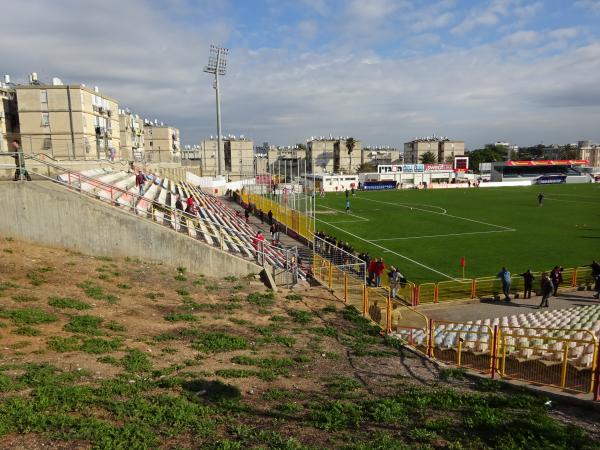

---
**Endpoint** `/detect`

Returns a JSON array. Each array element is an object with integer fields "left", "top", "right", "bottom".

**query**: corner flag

[{"left": 460, "top": 256, "right": 465, "bottom": 268}]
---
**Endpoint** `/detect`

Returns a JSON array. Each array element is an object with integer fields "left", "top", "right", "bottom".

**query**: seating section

[
  {"left": 392, "top": 304, "right": 600, "bottom": 368},
  {"left": 57, "top": 169, "right": 304, "bottom": 279}
]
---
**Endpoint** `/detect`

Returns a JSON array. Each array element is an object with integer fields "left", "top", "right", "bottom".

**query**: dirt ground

[{"left": 1, "top": 237, "right": 600, "bottom": 449}]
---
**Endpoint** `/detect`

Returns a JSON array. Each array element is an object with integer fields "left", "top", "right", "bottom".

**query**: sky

[{"left": 2, "top": 0, "right": 600, "bottom": 149}]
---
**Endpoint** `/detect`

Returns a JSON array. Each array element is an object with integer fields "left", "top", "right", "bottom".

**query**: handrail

[{"left": 4, "top": 153, "right": 301, "bottom": 270}]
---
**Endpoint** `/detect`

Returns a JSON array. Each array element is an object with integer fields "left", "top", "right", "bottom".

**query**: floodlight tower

[{"left": 204, "top": 44, "right": 228, "bottom": 176}]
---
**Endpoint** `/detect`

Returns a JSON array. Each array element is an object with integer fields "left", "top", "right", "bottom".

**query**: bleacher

[
  {"left": 393, "top": 304, "right": 600, "bottom": 368},
  {"left": 57, "top": 168, "right": 304, "bottom": 279}
]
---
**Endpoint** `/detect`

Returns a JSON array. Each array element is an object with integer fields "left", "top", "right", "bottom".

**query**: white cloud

[
  {"left": 2, "top": 0, "right": 600, "bottom": 149},
  {"left": 575, "top": 0, "right": 600, "bottom": 13},
  {"left": 452, "top": 0, "right": 542, "bottom": 35},
  {"left": 549, "top": 27, "right": 581, "bottom": 41},
  {"left": 501, "top": 30, "right": 540, "bottom": 46},
  {"left": 346, "top": 0, "right": 403, "bottom": 22}
]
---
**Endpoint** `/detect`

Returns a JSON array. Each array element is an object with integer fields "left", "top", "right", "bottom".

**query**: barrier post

[
  {"left": 491, "top": 325, "right": 499, "bottom": 378},
  {"left": 413, "top": 285, "right": 419, "bottom": 307},
  {"left": 457, "top": 338, "right": 463, "bottom": 367},
  {"left": 434, "top": 284, "right": 439, "bottom": 303},
  {"left": 362, "top": 285, "right": 368, "bottom": 316},
  {"left": 344, "top": 273, "right": 348, "bottom": 303},
  {"left": 386, "top": 293, "right": 392, "bottom": 333},
  {"left": 560, "top": 345, "right": 569, "bottom": 388},
  {"left": 593, "top": 346, "right": 600, "bottom": 401},
  {"left": 328, "top": 261, "right": 333, "bottom": 289},
  {"left": 471, "top": 279, "right": 477, "bottom": 299},
  {"left": 500, "top": 335, "right": 507, "bottom": 376},
  {"left": 427, "top": 318, "right": 434, "bottom": 357},
  {"left": 572, "top": 268, "right": 578, "bottom": 288}
]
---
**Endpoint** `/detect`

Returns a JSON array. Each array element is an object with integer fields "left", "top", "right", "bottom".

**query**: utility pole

[{"left": 204, "top": 45, "right": 228, "bottom": 177}]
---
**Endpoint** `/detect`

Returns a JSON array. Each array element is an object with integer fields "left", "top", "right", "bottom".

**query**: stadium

[{"left": 2, "top": 3, "right": 600, "bottom": 445}]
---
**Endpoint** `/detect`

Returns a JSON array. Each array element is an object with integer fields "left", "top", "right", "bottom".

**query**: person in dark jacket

[
  {"left": 586, "top": 260, "right": 600, "bottom": 299},
  {"left": 519, "top": 269, "right": 535, "bottom": 299},
  {"left": 267, "top": 210, "right": 273, "bottom": 225},
  {"left": 174, "top": 194, "right": 184, "bottom": 232},
  {"left": 11, "top": 140, "right": 31, "bottom": 181},
  {"left": 497, "top": 267, "right": 511, "bottom": 302},
  {"left": 550, "top": 266, "right": 563, "bottom": 296},
  {"left": 135, "top": 170, "right": 146, "bottom": 195},
  {"left": 539, "top": 272, "right": 554, "bottom": 308}
]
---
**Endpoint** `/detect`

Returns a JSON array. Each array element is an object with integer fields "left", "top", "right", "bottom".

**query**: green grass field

[{"left": 315, "top": 184, "right": 600, "bottom": 284}]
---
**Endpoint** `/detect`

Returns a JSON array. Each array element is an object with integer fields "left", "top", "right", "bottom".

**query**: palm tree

[
  {"left": 420, "top": 151, "right": 436, "bottom": 164},
  {"left": 346, "top": 137, "right": 356, "bottom": 172}
]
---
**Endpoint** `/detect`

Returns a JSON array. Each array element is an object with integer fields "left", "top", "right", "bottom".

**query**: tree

[
  {"left": 296, "top": 143, "right": 307, "bottom": 151},
  {"left": 559, "top": 144, "right": 578, "bottom": 160},
  {"left": 444, "top": 155, "right": 455, "bottom": 164},
  {"left": 346, "top": 137, "right": 357, "bottom": 172},
  {"left": 419, "top": 151, "right": 437, "bottom": 164},
  {"left": 467, "top": 145, "right": 509, "bottom": 172},
  {"left": 356, "top": 162, "right": 376, "bottom": 173}
]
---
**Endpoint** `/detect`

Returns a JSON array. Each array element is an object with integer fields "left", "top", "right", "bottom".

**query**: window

[
  {"left": 40, "top": 90, "right": 48, "bottom": 109},
  {"left": 41, "top": 113, "right": 50, "bottom": 127},
  {"left": 43, "top": 138, "right": 52, "bottom": 149}
]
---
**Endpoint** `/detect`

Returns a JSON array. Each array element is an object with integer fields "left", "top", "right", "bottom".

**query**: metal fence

[
  {"left": 392, "top": 318, "right": 600, "bottom": 394},
  {"left": 414, "top": 267, "right": 597, "bottom": 305},
  {"left": 239, "top": 191, "right": 313, "bottom": 241}
]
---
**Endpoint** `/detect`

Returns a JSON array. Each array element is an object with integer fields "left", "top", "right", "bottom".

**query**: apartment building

[
  {"left": 15, "top": 76, "right": 120, "bottom": 159},
  {"left": 200, "top": 136, "right": 254, "bottom": 177},
  {"left": 0, "top": 81, "right": 18, "bottom": 152},
  {"left": 403, "top": 137, "right": 465, "bottom": 164},
  {"left": 119, "top": 110, "right": 144, "bottom": 161},
  {"left": 578, "top": 140, "right": 600, "bottom": 167},
  {"left": 361, "top": 146, "right": 401, "bottom": 167},
  {"left": 307, "top": 137, "right": 362, "bottom": 174},
  {"left": 144, "top": 123, "right": 180, "bottom": 163},
  {"left": 265, "top": 146, "right": 307, "bottom": 180}
]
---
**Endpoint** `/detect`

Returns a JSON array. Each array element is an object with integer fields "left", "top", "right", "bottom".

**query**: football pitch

[{"left": 314, "top": 184, "right": 600, "bottom": 284}]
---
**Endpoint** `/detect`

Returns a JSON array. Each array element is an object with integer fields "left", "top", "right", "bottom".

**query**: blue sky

[{"left": 2, "top": 0, "right": 600, "bottom": 149}]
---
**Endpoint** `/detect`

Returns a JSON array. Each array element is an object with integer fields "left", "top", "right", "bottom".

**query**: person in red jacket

[
  {"left": 367, "top": 259, "right": 378, "bottom": 286},
  {"left": 375, "top": 258, "right": 385, "bottom": 287}
]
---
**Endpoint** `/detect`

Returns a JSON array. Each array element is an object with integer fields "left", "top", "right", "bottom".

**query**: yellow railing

[
  {"left": 240, "top": 192, "right": 313, "bottom": 241},
  {"left": 414, "top": 266, "right": 597, "bottom": 305},
  {"left": 498, "top": 327, "right": 598, "bottom": 393}
]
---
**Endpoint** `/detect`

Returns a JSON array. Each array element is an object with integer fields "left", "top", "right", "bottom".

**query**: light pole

[{"left": 204, "top": 44, "right": 228, "bottom": 177}]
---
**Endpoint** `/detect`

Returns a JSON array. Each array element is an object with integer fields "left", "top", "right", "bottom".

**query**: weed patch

[
  {"left": 12, "top": 294, "right": 38, "bottom": 303},
  {"left": 144, "top": 292, "right": 164, "bottom": 301},
  {"left": 47, "top": 336, "right": 81, "bottom": 352},
  {"left": 285, "top": 293, "right": 303, "bottom": 301},
  {"left": 78, "top": 281, "right": 118, "bottom": 304},
  {"left": 0, "top": 308, "right": 57, "bottom": 325},
  {"left": 13, "top": 325, "right": 41, "bottom": 336},
  {"left": 288, "top": 309, "right": 312, "bottom": 324},
  {"left": 190, "top": 332, "right": 249, "bottom": 353},
  {"left": 48, "top": 296, "right": 91, "bottom": 310},
  {"left": 164, "top": 313, "right": 198, "bottom": 322},
  {"left": 64, "top": 315, "right": 104, "bottom": 335},
  {"left": 247, "top": 291, "right": 275, "bottom": 307},
  {"left": 80, "top": 337, "right": 123, "bottom": 354},
  {"left": 121, "top": 349, "right": 153, "bottom": 372}
]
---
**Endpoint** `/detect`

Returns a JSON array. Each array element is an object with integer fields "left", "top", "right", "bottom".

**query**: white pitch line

[
  {"left": 316, "top": 216, "right": 459, "bottom": 281},
  {"left": 370, "top": 229, "right": 515, "bottom": 242},
  {"left": 318, "top": 205, "right": 369, "bottom": 221},
  {"left": 544, "top": 197, "right": 600, "bottom": 205},
  {"left": 357, "top": 196, "right": 514, "bottom": 231}
]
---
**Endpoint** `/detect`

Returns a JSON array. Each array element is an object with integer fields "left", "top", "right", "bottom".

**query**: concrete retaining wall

[{"left": 0, "top": 181, "right": 261, "bottom": 278}]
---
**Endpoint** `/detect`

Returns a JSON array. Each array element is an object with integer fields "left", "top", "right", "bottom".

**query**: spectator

[
  {"left": 267, "top": 209, "right": 273, "bottom": 225},
  {"left": 174, "top": 194, "right": 184, "bottom": 232},
  {"left": 367, "top": 258, "right": 377, "bottom": 286},
  {"left": 135, "top": 170, "right": 146, "bottom": 195},
  {"left": 519, "top": 269, "right": 535, "bottom": 299},
  {"left": 586, "top": 260, "right": 600, "bottom": 299},
  {"left": 270, "top": 222, "right": 277, "bottom": 241},
  {"left": 244, "top": 207, "right": 250, "bottom": 223},
  {"left": 11, "top": 140, "right": 31, "bottom": 181},
  {"left": 375, "top": 258, "right": 385, "bottom": 287},
  {"left": 550, "top": 266, "right": 563, "bottom": 296},
  {"left": 389, "top": 266, "right": 399, "bottom": 298},
  {"left": 497, "top": 267, "right": 511, "bottom": 302},
  {"left": 539, "top": 272, "right": 554, "bottom": 308}
]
